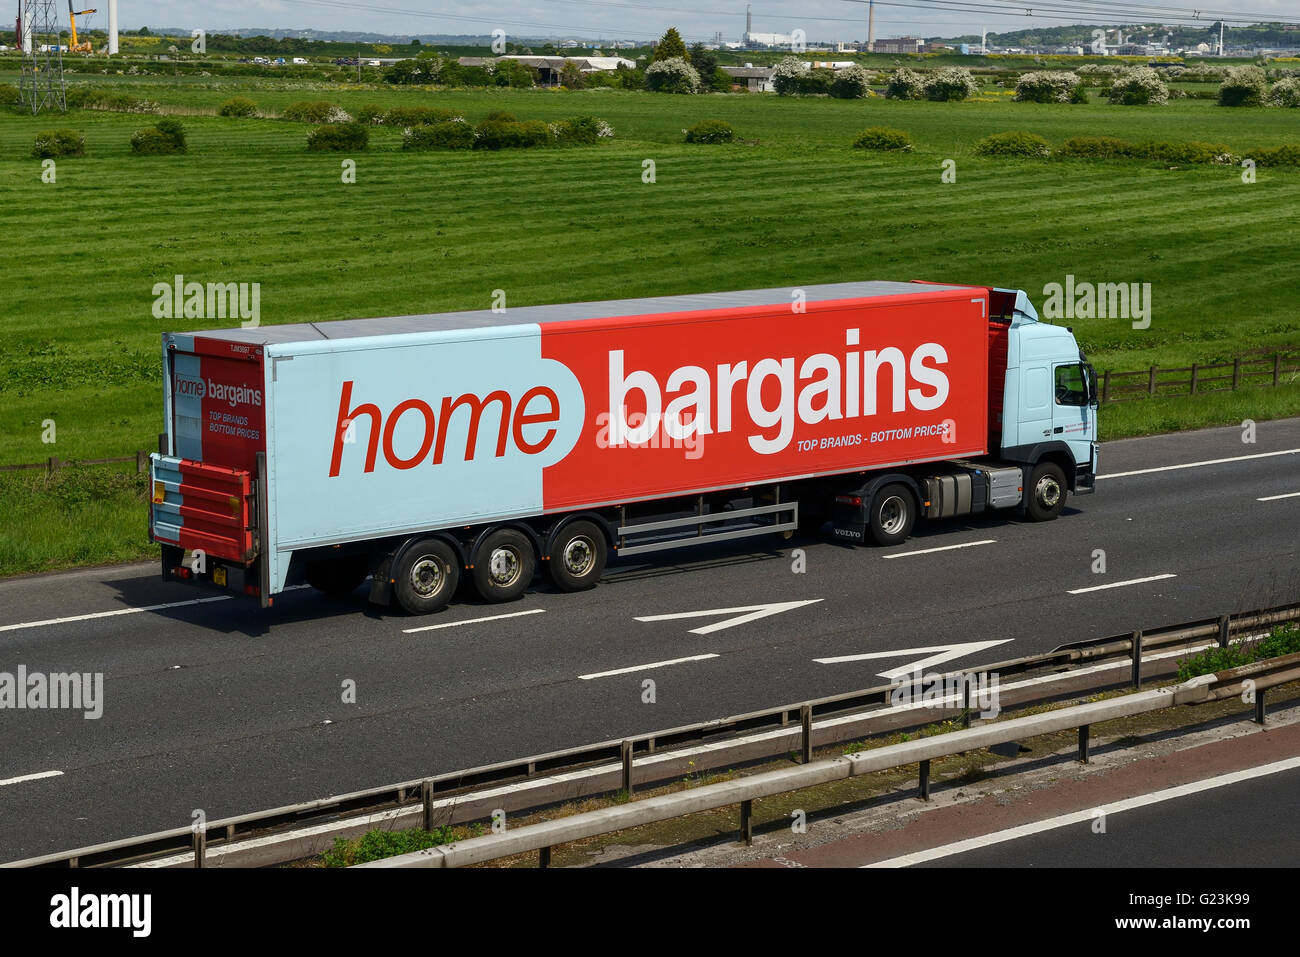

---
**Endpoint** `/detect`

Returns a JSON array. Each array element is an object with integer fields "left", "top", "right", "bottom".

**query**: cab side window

[{"left": 1054, "top": 364, "right": 1087, "bottom": 406}]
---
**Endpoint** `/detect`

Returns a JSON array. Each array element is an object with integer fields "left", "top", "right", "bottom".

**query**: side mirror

[{"left": 1086, "top": 364, "right": 1100, "bottom": 407}]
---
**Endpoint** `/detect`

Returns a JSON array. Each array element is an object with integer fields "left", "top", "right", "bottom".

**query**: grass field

[{"left": 2, "top": 80, "right": 1298, "bottom": 574}]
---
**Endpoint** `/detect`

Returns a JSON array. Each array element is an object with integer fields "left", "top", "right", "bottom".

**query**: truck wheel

[
  {"left": 1027, "top": 462, "right": 1067, "bottom": 522},
  {"left": 393, "top": 538, "right": 460, "bottom": 615},
  {"left": 305, "top": 555, "right": 370, "bottom": 596},
  {"left": 548, "top": 521, "right": 607, "bottom": 592},
  {"left": 868, "top": 484, "right": 915, "bottom": 546},
  {"left": 471, "top": 528, "right": 536, "bottom": 603}
]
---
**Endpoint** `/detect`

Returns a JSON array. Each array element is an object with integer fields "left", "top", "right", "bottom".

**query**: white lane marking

[
  {"left": 0, "top": 584, "right": 312, "bottom": 634},
  {"left": 814, "top": 640, "right": 1013, "bottom": 680},
  {"left": 402, "top": 608, "right": 545, "bottom": 634},
  {"left": 1067, "top": 573, "right": 1177, "bottom": 595},
  {"left": 0, "top": 770, "right": 63, "bottom": 787},
  {"left": 883, "top": 540, "right": 996, "bottom": 559},
  {"left": 1257, "top": 491, "right": 1300, "bottom": 502},
  {"left": 1098, "top": 447, "right": 1299, "bottom": 480},
  {"left": 635, "top": 599, "right": 823, "bottom": 635},
  {"left": 579, "top": 653, "right": 720, "bottom": 680},
  {"left": 865, "top": 754, "right": 1300, "bottom": 868}
]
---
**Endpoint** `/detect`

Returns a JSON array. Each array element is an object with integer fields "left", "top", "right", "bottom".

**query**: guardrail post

[
  {"left": 621, "top": 740, "right": 634, "bottom": 796},
  {"left": 1255, "top": 688, "right": 1266, "bottom": 725},
  {"left": 422, "top": 778, "right": 434, "bottom": 832},
  {"left": 1131, "top": 630, "right": 1143, "bottom": 689},
  {"left": 800, "top": 704, "right": 812, "bottom": 764},
  {"left": 1232, "top": 358, "right": 1241, "bottom": 391},
  {"left": 740, "top": 800, "right": 753, "bottom": 846},
  {"left": 1078, "top": 725, "right": 1089, "bottom": 764},
  {"left": 539, "top": 846, "right": 551, "bottom": 869},
  {"left": 962, "top": 674, "right": 972, "bottom": 728},
  {"left": 918, "top": 759, "right": 930, "bottom": 801},
  {"left": 192, "top": 828, "right": 206, "bottom": 869},
  {"left": 1218, "top": 615, "right": 1230, "bottom": 649}
]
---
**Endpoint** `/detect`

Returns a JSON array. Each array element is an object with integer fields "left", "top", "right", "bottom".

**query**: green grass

[
  {"left": 1, "top": 83, "right": 1299, "bottom": 573},
  {"left": 1176, "top": 623, "right": 1300, "bottom": 680}
]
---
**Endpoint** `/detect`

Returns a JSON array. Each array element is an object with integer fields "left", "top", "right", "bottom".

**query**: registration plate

[{"left": 213, "top": 567, "right": 227, "bottom": 587}]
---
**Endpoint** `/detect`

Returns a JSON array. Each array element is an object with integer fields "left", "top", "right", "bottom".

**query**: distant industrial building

[{"left": 875, "top": 37, "right": 922, "bottom": 54}]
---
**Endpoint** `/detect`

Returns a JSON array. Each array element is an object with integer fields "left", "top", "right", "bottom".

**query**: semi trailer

[{"left": 148, "top": 280, "right": 1099, "bottom": 615}]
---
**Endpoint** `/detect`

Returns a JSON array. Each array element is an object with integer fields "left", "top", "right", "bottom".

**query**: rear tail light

[
  {"left": 172, "top": 566, "right": 192, "bottom": 579},
  {"left": 835, "top": 495, "right": 863, "bottom": 506}
]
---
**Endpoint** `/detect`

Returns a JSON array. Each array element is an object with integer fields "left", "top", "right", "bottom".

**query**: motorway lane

[{"left": 0, "top": 419, "right": 1297, "bottom": 859}]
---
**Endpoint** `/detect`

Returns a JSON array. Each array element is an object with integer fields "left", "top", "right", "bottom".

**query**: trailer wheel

[
  {"left": 471, "top": 528, "right": 536, "bottom": 603},
  {"left": 393, "top": 538, "right": 460, "bottom": 615},
  {"left": 1027, "top": 462, "right": 1067, "bottom": 522},
  {"left": 867, "top": 484, "right": 915, "bottom": 546},
  {"left": 548, "top": 521, "right": 607, "bottom": 592},
  {"left": 305, "top": 555, "right": 370, "bottom": 596}
]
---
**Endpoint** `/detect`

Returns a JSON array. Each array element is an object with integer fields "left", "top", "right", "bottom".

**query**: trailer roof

[{"left": 189, "top": 280, "right": 982, "bottom": 345}]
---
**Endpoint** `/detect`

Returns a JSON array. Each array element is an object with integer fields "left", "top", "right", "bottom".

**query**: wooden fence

[
  {"left": 0, "top": 451, "right": 150, "bottom": 475},
  {"left": 1100, "top": 351, "right": 1300, "bottom": 404}
]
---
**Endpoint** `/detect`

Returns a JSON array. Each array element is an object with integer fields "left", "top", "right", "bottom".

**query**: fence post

[
  {"left": 1232, "top": 357, "right": 1241, "bottom": 391},
  {"left": 1101, "top": 370, "right": 1110, "bottom": 403},
  {"left": 1189, "top": 363, "right": 1198, "bottom": 395},
  {"left": 136, "top": 450, "right": 147, "bottom": 474},
  {"left": 1148, "top": 366, "right": 1157, "bottom": 396},
  {"left": 1274, "top": 354, "right": 1282, "bottom": 387},
  {"left": 47, "top": 456, "right": 62, "bottom": 474},
  {"left": 800, "top": 704, "right": 813, "bottom": 764}
]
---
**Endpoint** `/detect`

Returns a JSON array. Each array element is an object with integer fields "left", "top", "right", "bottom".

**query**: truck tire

[
  {"left": 1026, "top": 462, "right": 1067, "bottom": 522},
  {"left": 471, "top": 528, "right": 536, "bottom": 603},
  {"left": 305, "top": 555, "right": 370, "bottom": 596},
  {"left": 867, "top": 483, "right": 915, "bottom": 546},
  {"left": 548, "top": 520, "right": 607, "bottom": 592},
  {"left": 393, "top": 538, "right": 460, "bottom": 615}
]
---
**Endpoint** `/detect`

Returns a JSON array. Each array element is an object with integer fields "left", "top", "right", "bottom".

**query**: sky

[{"left": 106, "top": 1, "right": 1300, "bottom": 43}]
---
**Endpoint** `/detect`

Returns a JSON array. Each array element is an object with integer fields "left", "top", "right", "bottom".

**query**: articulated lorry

[{"left": 149, "top": 281, "right": 1099, "bottom": 615}]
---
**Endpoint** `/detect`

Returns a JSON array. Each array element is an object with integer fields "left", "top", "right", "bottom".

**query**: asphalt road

[{"left": 0, "top": 418, "right": 1297, "bottom": 860}]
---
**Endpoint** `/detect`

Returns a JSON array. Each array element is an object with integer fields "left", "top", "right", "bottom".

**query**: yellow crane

[{"left": 67, "top": 1, "right": 96, "bottom": 53}]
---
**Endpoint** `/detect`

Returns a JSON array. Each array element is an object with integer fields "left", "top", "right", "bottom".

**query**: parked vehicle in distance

[{"left": 149, "top": 281, "right": 1098, "bottom": 615}]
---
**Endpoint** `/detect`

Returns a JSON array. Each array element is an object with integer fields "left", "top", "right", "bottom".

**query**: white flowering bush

[
  {"left": 924, "top": 67, "right": 979, "bottom": 101},
  {"left": 1014, "top": 71, "right": 1085, "bottom": 103},
  {"left": 643, "top": 57, "right": 701, "bottom": 94},
  {"left": 1266, "top": 76, "right": 1300, "bottom": 107},
  {"left": 772, "top": 56, "right": 809, "bottom": 96},
  {"left": 885, "top": 67, "right": 925, "bottom": 100},
  {"left": 829, "top": 64, "right": 873, "bottom": 99},
  {"left": 325, "top": 106, "right": 354, "bottom": 123},
  {"left": 1218, "top": 66, "right": 1268, "bottom": 107},
  {"left": 1108, "top": 67, "right": 1169, "bottom": 105}
]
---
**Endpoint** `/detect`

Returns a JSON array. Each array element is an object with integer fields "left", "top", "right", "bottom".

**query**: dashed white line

[
  {"left": 1098, "top": 447, "right": 1299, "bottom": 480},
  {"left": 865, "top": 755, "right": 1300, "bottom": 867},
  {"left": 0, "top": 770, "right": 63, "bottom": 788},
  {"left": 1067, "top": 573, "right": 1177, "bottom": 595},
  {"left": 0, "top": 585, "right": 313, "bottom": 634},
  {"left": 402, "top": 608, "right": 545, "bottom": 634},
  {"left": 579, "top": 654, "right": 720, "bottom": 680},
  {"left": 883, "top": 539, "right": 997, "bottom": 559},
  {"left": 1257, "top": 491, "right": 1300, "bottom": 502}
]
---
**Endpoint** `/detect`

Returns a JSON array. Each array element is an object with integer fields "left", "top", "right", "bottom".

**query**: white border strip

[
  {"left": 580, "top": 654, "right": 720, "bottom": 680},
  {"left": 1067, "top": 573, "right": 1176, "bottom": 595},
  {"left": 1099, "top": 448, "right": 1299, "bottom": 480},
  {"left": 403, "top": 608, "right": 545, "bottom": 634},
  {"left": 883, "top": 540, "right": 997, "bottom": 559}
]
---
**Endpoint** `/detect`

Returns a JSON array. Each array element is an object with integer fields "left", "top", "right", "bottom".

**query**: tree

[
  {"left": 560, "top": 60, "right": 586, "bottom": 89},
  {"left": 688, "top": 42, "right": 717, "bottom": 79},
  {"left": 643, "top": 56, "right": 700, "bottom": 94},
  {"left": 654, "top": 27, "right": 688, "bottom": 63}
]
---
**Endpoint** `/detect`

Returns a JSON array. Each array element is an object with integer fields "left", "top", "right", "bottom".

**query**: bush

[
  {"left": 402, "top": 119, "right": 474, "bottom": 150},
  {"left": 851, "top": 127, "right": 914, "bottom": 152},
  {"left": 1108, "top": 67, "right": 1169, "bottom": 105},
  {"left": 306, "top": 122, "right": 369, "bottom": 151},
  {"left": 1057, "top": 136, "right": 1132, "bottom": 159},
  {"left": 473, "top": 118, "right": 553, "bottom": 149},
  {"left": 1246, "top": 144, "right": 1300, "bottom": 167},
  {"left": 552, "top": 115, "right": 613, "bottom": 144},
  {"left": 643, "top": 56, "right": 701, "bottom": 94},
  {"left": 383, "top": 106, "right": 459, "bottom": 126},
  {"left": 924, "top": 67, "right": 978, "bottom": 102},
  {"left": 130, "top": 119, "right": 186, "bottom": 155},
  {"left": 885, "top": 68, "right": 926, "bottom": 100},
  {"left": 973, "top": 130, "right": 1051, "bottom": 158},
  {"left": 1265, "top": 76, "right": 1300, "bottom": 107},
  {"left": 1133, "top": 140, "right": 1231, "bottom": 165},
  {"left": 483, "top": 110, "right": 517, "bottom": 122},
  {"left": 282, "top": 100, "right": 339, "bottom": 122},
  {"left": 1014, "top": 71, "right": 1085, "bottom": 103},
  {"left": 31, "top": 129, "right": 85, "bottom": 158},
  {"left": 684, "top": 119, "right": 735, "bottom": 144},
  {"left": 1218, "top": 66, "right": 1268, "bottom": 107},
  {"left": 772, "top": 56, "right": 810, "bottom": 96},
  {"left": 217, "top": 96, "right": 257, "bottom": 117},
  {"left": 68, "top": 89, "right": 161, "bottom": 113},
  {"left": 355, "top": 103, "right": 387, "bottom": 125},
  {"left": 829, "top": 64, "right": 873, "bottom": 99},
  {"left": 0, "top": 84, "right": 19, "bottom": 105}
]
